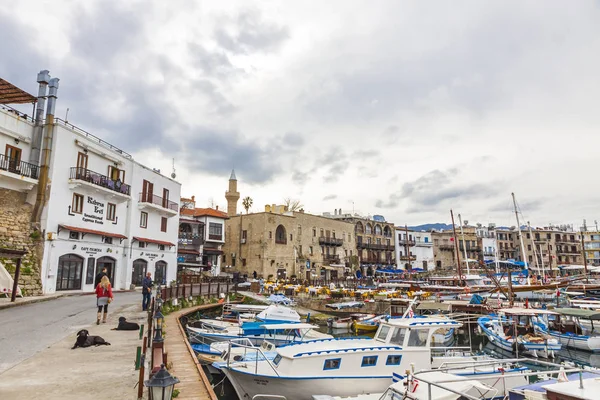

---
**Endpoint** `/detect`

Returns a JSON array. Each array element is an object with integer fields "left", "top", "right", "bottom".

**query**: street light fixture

[
  {"left": 154, "top": 309, "right": 165, "bottom": 331},
  {"left": 153, "top": 325, "right": 164, "bottom": 344},
  {"left": 144, "top": 364, "right": 179, "bottom": 400}
]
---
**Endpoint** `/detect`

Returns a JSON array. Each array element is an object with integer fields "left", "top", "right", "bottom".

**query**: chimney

[
  {"left": 29, "top": 70, "right": 50, "bottom": 165},
  {"left": 334, "top": 209, "right": 337, "bottom": 216},
  {"left": 215, "top": 205, "right": 219, "bottom": 210},
  {"left": 339, "top": 208, "right": 342, "bottom": 215}
]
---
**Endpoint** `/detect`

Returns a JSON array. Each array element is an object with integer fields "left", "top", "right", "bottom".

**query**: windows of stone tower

[
  {"left": 275, "top": 225, "right": 287, "bottom": 244},
  {"left": 313, "top": 228, "right": 317, "bottom": 237},
  {"left": 309, "top": 246, "right": 313, "bottom": 255}
]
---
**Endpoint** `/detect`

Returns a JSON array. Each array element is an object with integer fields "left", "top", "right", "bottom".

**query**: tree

[
  {"left": 283, "top": 198, "right": 304, "bottom": 212},
  {"left": 242, "top": 196, "right": 253, "bottom": 214}
]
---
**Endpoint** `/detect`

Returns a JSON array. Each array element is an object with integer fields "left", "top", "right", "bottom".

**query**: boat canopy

[
  {"left": 553, "top": 308, "right": 600, "bottom": 320},
  {"left": 386, "top": 318, "right": 462, "bottom": 328},
  {"left": 416, "top": 302, "right": 451, "bottom": 311},
  {"left": 258, "top": 323, "right": 319, "bottom": 330},
  {"left": 500, "top": 307, "right": 558, "bottom": 316}
]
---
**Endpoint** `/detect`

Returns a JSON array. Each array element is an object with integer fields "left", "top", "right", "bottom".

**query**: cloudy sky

[{"left": 3, "top": 1, "right": 600, "bottom": 228}]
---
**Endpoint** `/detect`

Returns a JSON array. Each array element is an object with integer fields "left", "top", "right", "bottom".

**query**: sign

[
  {"left": 80, "top": 247, "right": 103, "bottom": 255},
  {"left": 82, "top": 196, "right": 105, "bottom": 225},
  {"left": 145, "top": 253, "right": 159, "bottom": 261},
  {"left": 305, "top": 260, "right": 310, "bottom": 269},
  {"left": 177, "top": 256, "right": 185, "bottom": 263}
]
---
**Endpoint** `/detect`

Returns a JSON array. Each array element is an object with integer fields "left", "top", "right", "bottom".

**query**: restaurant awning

[
  {"left": 0, "top": 78, "right": 37, "bottom": 104},
  {"left": 133, "top": 236, "right": 175, "bottom": 247},
  {"left": 58, "top": 225, "right": 127, "bottom": 239}
]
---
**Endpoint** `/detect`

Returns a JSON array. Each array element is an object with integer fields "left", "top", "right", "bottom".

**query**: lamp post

[{"left": 144, "top": 364, "right": 179, "bottom": 400}]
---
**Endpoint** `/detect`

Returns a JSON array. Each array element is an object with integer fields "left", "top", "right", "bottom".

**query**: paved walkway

[
  {"left": 165, "top": 305, "right": 217, "bottom": 400},
  {"left": 0, "top": 293, "right": 63, "bottom": 310}
]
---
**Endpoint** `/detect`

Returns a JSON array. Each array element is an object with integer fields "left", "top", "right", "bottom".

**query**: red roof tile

[
  {"left": 180, "top": 207, "right": 228, "bottom": 219},
  {"left": 177, "top": 248, "right": 200, "bottom": 255},
  {"left": 133, "top": 237, "right": 176, "bottom": 247},
  {"left": 59, "top": 225, "right": 128, "bottom": 239}
]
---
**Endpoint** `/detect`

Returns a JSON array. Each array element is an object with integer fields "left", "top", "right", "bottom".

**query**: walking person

[
  {"left": 94, "top": 266, "right": 108, "bottom": 288},
  {"left": 142, "top": 272, "right": 154, "bottom": 311},
  {"left": 95, "top": 276, "right": 114, "bottom": 325}
]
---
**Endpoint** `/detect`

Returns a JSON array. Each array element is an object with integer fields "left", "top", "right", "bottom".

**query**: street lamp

[
  {"left": 154, "top": 309, "right": 165, "bottom": 331},
  {"left": 153, "top": 325, "right": 164, "bottom": 344},
  {"left": 144, "top": 364, "right": 179, "bottom": 400}
]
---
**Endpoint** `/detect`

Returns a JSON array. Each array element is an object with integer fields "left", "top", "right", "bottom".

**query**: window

[
  {"left": 76, "top": 151, "right": 88, "bottom": 170},
  {"left": 407, "top": 329, "right": 428, "bottom": 347},
  {"left": 275, "top": 225, "right": 287, "bottom": 244},
  {"left": 290, "top": 233, "right": 293, "bottom": 241},
  {"left": 320, "top": 228, "right": 324, "bottom": 237},
  {"left": 108, "top": 166, "right": 125, "bottom": 183},
  {"left": 313, "top": 228, "right": 316, "bottom": 237},
  {"left": 103, "top": 237, "right": 113, "bottom": 244},
  {"left": 390, "top": 328, "right": 407, "bottom": 345},
  {"left": 273, "top": 354, "right": 282, "bottom": 366},
  {"left": 361, "top": 356, "right": 378, "bottom": 367},
  {"left": 299, "top": 245, "right": 303, "bottom": 255},
  {"left": 242, "top": 258, "right": 247, "bottom": 266},
  {"left": 242, "top": 230, "right": 247, "bottom": 240},
  {"left": 309, "top": 246, "right": 313, "bottom": 255},
  {"left": 72, "top": 193, "right": 84, "bottom": 214},
  {"left": 161, "top": 217, "right": 167, "bottom": 232},
  {"left": 107, "top": 203, "right": 116, "bottom": 221},
  {"left": 158, "top": 244, "right": 165, "bottom": 251},
  {"left": 386, "top": 355, "right": 402, "bottom": 366},
  {"left": 323, "top": 358, "right": 341, "bottom": 370},
  {"left": 269, "top": 231, "right": 272, "bottom": 239},
  {"left": 140, "top": 212, "right": 148, "bottom": 228},
  {"left": 139, "top": 241, "right": 146, "bottom": 248},
  {"left": 376, "top": 325, "right": 391, "bottom": 341},
  {"left": 209, "top": 223, "right": 223, "bottom": 240},
  {"left": 162, "top": 188, "right": 170, "bottom": 208},
  {"left": 142, "top": 179, "right": 153, "bottom": 202},
  {"left": 69, "top": 231, "right": 80, "bottom": 240},
  {"left": 424, "top": 237, "right": 429, "bottom": 243},
  {"left": 85, "top": 257, "right": 95, "bottom": 285}
]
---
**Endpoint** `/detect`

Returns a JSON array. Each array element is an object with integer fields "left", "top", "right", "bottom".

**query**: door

[
  {"left": 162, "top": 188, "right": 169, "bottom": 208},
  {"left": 131, "top": 259, "right": 147, "bottom": 286},
  {"left": 155, "top": 261, "right": 167, "bottom": 285},
  {"left": 5, "top": 145, "right": 22, "bottom": 173},
  {"left": 56, "top": 254, "right": 84, "bottom": 291},
  {"left": 97, "top": 256, "right": 116, "bottom": 286},
  {"left": 142, "top": 180, "right": 154, "bottom": 203}
]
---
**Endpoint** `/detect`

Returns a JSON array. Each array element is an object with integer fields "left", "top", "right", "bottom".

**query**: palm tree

[
  {"left": 242, "top": 196, "right": 253, "bottom": 214},
  {"left": 284, "top": 198, "right": 304, "bottom": 212}
]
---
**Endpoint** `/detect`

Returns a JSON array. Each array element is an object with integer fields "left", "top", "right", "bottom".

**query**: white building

[
  {"left": 476, "top": 224, "right": 497, "bottom": 262},
  {"left": 395, "top": 228, "right": 434, "bottom": 270},
  {"left": 1, "top": 71, "right": 181, "bottom": 294}
]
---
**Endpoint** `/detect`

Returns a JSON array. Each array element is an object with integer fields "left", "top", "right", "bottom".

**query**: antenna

[{"left": 171, "top": 158, "right": 176, "bottom": 179}]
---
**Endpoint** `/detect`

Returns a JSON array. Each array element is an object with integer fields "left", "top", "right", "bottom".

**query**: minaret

[{"left": 225, "top": 169, "right": 240, "bottom": 216}]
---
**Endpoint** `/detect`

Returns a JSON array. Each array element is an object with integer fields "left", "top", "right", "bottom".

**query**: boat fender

[{"left": 477, "top": 325, "right": 483, "bottom": 335}]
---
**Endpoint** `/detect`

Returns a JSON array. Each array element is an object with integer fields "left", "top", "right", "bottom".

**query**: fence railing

[
  {"left": 0, "top": 154, "right": 38, "bottom": 179},
  {"left": 70, "top": 167, "right": 131, "bottom": 195},
  {"left": 139, "top": 192, "right": 178, "bottom": 212},
  {"left": 160, "top": 281, "right": 234, "bottom": 301}
]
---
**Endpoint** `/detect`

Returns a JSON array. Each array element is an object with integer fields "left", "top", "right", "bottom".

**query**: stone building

[
  {"left": 223, "top": 204, "right": 356, "bottom": 280},
  {"left": 431, "top": 227, "right": 481, "bottom": 271}
]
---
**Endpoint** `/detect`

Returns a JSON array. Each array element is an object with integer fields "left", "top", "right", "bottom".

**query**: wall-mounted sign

[
  {"left": 81, "top": 247, "right": 103, "bottom": 255},
  {"left": 82, "top": 196, "right": 105, "bottom": 225},
  {"left": 146, "top": 253, "right": 159, "bottom": 260},
  {"left": 305, "top": 260, "right": 310, "bottom": 269}
]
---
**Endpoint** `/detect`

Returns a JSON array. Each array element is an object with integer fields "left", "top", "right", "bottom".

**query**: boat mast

[
  {"left": 512, "top": 193, "right": 529, "bottom": 284},
  {"left": 458, "top": 214, "right": 470, "bottom": 275},
  {"left": 528, "top": 221, "right": 545, "bottom": 279},
  {"left": 450, "top": 209, "right": 464, "bottom": 286},
  {"left": 582, "top": 233, "right": 589, "bottom": 283},
  {"left": 404, "top": 224, "right": 410, "bottom": 270}
]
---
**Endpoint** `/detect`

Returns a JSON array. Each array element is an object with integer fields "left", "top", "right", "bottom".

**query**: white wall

[{"left": 395, "top": 229, "right": 434, "bottom": 270}]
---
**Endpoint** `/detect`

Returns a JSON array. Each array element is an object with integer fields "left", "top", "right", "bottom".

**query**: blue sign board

[
  {"left": 305, "top": 260, "right": 311, "bottom": 269},
  {"left": 177, "top": 256, "right": 185, "bottom": 263}
]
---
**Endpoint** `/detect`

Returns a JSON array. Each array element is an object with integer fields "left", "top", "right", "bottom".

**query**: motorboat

[
  {"left": 220, "top": 317, "right": 527, "bottom": 400},
  {"left": 352, "top": 314, "right": 387, "bottom": 332},
  {"left": 541, "top": 308, "right": 600, "bottom": 352},
  {"left": 327, "top": 314, "right": 375, "bottom": 329},
  {"left": 478, "top": 308, "right": 561, "bottom": 358}
]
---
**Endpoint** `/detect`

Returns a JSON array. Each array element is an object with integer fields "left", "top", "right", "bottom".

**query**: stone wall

[{"left": 0, "top": 188, "right": 43, "bottom": 296}]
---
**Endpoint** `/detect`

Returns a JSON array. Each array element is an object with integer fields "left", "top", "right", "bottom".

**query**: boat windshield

[
  {"left": 376, "top": 325, "right": 391, "bottom": 341},
  {"left": 378, "top": 387, "right": 403, "bottom": 400},
  {"left": 407, "top": 329, "right": 428, "bottom": 347},
  {"left": 389, "top": 328, "right": 407, "bottom": 346}
]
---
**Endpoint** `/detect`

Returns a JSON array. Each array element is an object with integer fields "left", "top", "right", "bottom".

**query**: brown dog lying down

[
  {"left": 113, "top": 316, "right": 140, "bottom": 331},
  {"left": 72, "top": 329, "right": 111, "bottom": 349}
]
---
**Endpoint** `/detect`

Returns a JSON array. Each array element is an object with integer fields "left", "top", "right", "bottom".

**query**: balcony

[
  {"left": 400, "top": 255, "right": 416, "bottom": 261},
  {"left": 69, "top": 167, "right": 130, "bottom": 202},
  {"left": 323, "top": 254, "right": 341, "bottom": 264},
  {"left": 360, "top": 255, "right": 380, "bottom": 263},
  {"left": 318, "top": 236, "right": 343, "bottom": 246},
  {"left": 0, "top": 154, "right": 39, "bottom": 191},
  {"left": 398, "top": 239, "right": 416, "bottom": 246},
  {"left": 138, "top": 192, "right": 178, "bottom": 217},
  {"left": 438, "top": 244, "right": 454, "bottom": 251},
  {"left": 415, "top": 240, "right": 433, "bottom": 247},
  {"left": 178, "top": 233, "right": 203, "bottom": 246},
  {"left": 208, "top": 234, "right": 223, "bottom": 242},
  {"left": 357, "top": 242, "right": 393, "bottom": 251}
]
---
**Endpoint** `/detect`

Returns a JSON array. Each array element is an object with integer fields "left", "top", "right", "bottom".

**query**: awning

[
  {"left": 203, "top": 248, "right": 223, "bottom": 255},
  {"left": 0, "top": 78, "right": 37, "bottom": 104},
  {"left": 417, "top": 302, "right": 451, "bottom": 311},
  {"left": 58, "top": 225, "right": 127, "bottom": 239},
  {"left": 552, "top": 308, "right": 600, "bottom": 320},
  {"left": 133, "top": 236, "right": 175, "bottom": 247},
  {"left": 178, "top": 249, "right": 200, "bottom": 255}
]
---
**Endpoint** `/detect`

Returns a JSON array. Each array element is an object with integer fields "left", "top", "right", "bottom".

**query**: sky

[{"left": 2, "top": 0, "right": 600, "bottom": 228}]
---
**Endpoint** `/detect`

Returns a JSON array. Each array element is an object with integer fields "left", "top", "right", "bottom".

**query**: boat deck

[{"left": 165, "top": 306, "right": 218, "bottom": 400}]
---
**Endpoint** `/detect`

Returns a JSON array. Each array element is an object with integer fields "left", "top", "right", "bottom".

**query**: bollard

[
  {"left": 139, "top": 324, "right": 144, "bottom": 340},
  {"left": 135, "top": 346, "right": 142, "bottom": 370}
]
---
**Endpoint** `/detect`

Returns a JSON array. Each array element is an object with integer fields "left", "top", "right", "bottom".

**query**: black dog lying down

[
  {"left": 72, "top": 329, "right": 111, "bottom": 349},
  {"left": 113, "top": 316, "right": 140, "bottom": 331}
]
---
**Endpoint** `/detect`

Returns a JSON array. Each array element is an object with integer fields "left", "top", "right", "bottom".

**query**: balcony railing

[
  {"left": 70, "top": 167, "right": 130, "bottom": 195},
  {"left": 323, "top": 254, "right": 341, "bottom": 263},
  {"left": 139, "top": 192, "right": 178, "bottom": 211},
  {"left": 398, "top": 239, "right": 416, "bottom": 246},
  {"left": 357, "top": 242, "right": 393, "bottom": 251},
  {"left": 400, "top": 255, "right": 416, "bottom": 261},
  {"left": 318, "top": 236, "right": 343, "bottom": 246},
  {"left": 178, "top": 233, "right": 203, "bottom": 245},
  {"left": 438, "top": 244, "right": 454, "bottom": 251},
  {"left": 1, "top": 154, "right": 39, "bottom": 180},
  {"left": 360, "top": 256, "right": 380, "bottom": 263},
  {"left": 208, "top": 234, "right": 223, "bottom": 241}
]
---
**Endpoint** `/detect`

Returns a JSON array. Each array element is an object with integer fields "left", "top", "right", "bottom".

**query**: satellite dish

[{"left": 171, "top": 172, "right": 176, "bottom": 179}]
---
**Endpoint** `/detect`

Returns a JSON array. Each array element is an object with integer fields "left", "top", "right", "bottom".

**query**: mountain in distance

[{"left": 408, "top": 223, "right": 453, "bottom": 231}]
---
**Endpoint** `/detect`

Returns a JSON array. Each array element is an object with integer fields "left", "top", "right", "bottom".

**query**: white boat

[
  {"left": 542, "top": 308, "right": 600, "bottom": 352},
  {"left": 256, "top": 304, "right": 301, "bottom": 323},
  {"left": 478, "top": 308, "right": 561, "bottom": 358},
  {"left": 220, "top": 318, "right": 527, "bottom": 400},
  {"left": 327, "top": 314, "right": 376, "bottom": 329}
]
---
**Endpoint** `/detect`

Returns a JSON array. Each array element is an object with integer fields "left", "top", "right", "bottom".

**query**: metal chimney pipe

[
  {"left": 32, "top": 77, "right": 59, "bottom": 225},
  {"left": 29, "top": 70, "right": 50, "bottom": 165}
]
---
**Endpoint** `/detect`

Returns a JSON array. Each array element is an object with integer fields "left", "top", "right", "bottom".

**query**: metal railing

[
  {"left": 55, "top": 118, "right": 133, "bottom": 159},
  {"left": 70, "top": 167, "right": 131, "bottom": 195},
  {"left": 139, "top": 192, "right": 178, "bottom": 211},
  {"left": 318, "top": 236, "right": 343, "bottom": 246},
  {"left": 0, "top": 154, "right": 38, "bottom": 179}
]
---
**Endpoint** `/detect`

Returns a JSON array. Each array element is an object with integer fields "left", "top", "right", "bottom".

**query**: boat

[
  {"left": 509, "top": 370, "right": 600, "bottom": 400},
  {"left": 478, "top": 308, "right": 561, "bottom": 358},
  {"left": 352, "top": 314, "right": 387, "bottom": 332},
  {"left": 325, "top": 301, "right": 365, "bottom": 310},
  {"left": 255, "top": 304, "right": 302, "bottom": 323},
  {"left": 541, "top": 308, "right": 600, "bottom": 352},
  {"left": 220, "top": 317, "right": 527, "bottom": 400},
  {"left": 327, "top": 314, "right": 375, "bottom": 329},
  {"left": 218, "top": 304, "right": 269, "bottom": 322}
]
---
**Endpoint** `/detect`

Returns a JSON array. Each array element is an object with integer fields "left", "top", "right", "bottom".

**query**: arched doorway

[
  {"left": 132, "top": 259, "right": 148, "bottom": 286},
  {"left": 155, "top": 260, "right": 167, "bottom": 285},
  {"left": 56, "top": 254, "right": 84, "bottom": 291},
  {"left": 97, "top": 256, "right": 116, "bottom": 286}
]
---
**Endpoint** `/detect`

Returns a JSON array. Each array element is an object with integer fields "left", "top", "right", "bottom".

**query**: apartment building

[
  {"left": 476, "top": 224, "right": 497, "bottom": 262},
  {"left": 581, "top": 230, "right": 600, "bottom": 266},
  {"left": 1, "top": 71, "right": 181, "bottom": 294},
  {"left": 395, "top": 228, "right": 434, "bottom": 270}
]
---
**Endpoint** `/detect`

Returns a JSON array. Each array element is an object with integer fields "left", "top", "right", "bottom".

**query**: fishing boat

[
  {"left": 325, "top": 301, "right": 365, "bottom": 310},
  {"left": 220, "top": 317, "right": 527, "bottom": 400},
  {"left": 352, "top": 314, "right": 387, "bottom": 332},
  {"left": 541, "top": 308, "right": 600, "bottom": 352},
  {"left": 327, "top": 314, "right": 376, "bottom": 329},
  {"left": 478, "top": 308, "right": 561, "bottom": 358}
]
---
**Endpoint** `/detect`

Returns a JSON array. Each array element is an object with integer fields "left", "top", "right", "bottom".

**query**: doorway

[
  {"left": 97, "top": 256, "right": 116, "bottom": 286},
  {"left": 155, "top": 260, "right": 167, "bottom": 285},
  {"left": 132, "top": 259, "right": 147, "bottom": 286},
  {"left": 56, "top": 254, "right": 84, "bottom": 291}
]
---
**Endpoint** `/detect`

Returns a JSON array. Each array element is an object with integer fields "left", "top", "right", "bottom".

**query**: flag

[
  {"left": 411, "top": 378, "right": 419, "bottom": 392},
  {"left": 408, "top": 308, "right": 414, "bottom": 318}
]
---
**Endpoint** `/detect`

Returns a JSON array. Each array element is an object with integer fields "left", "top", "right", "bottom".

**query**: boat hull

[{"left": 548, "top": 331, "right": 600, "bottom": 352}]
